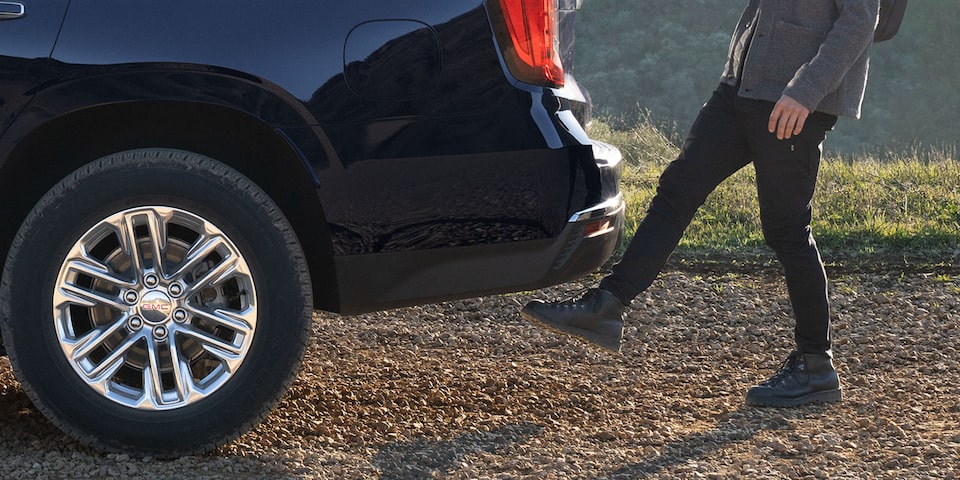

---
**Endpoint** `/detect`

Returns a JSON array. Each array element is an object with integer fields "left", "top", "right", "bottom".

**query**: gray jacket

[{"left": 721, "top": 0, "right": 879, "bottom": 118}]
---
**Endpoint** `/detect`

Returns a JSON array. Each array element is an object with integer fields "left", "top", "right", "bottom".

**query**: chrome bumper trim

[{"left": 568, "top": 192, "right": 625, "bottom": 223}]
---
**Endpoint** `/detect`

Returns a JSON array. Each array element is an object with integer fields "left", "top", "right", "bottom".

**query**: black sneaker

[
  {"left": 745, "top": 350, "right": 842, "bottom": 407},
  {"left": 520, "top": 288, "right": 625, "bottom": 352}
]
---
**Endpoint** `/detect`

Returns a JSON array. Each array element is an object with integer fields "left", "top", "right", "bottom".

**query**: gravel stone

[{"left": 1, "top": 259, "right": 958, "bottom": 478}]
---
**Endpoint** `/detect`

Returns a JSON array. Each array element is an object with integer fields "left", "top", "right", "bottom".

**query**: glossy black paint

[
  {"left": 0, "top": 1, "right": 69, "bottom": 135},
  {"left": 344, "top": 20, "right": 441, "bottom": 100},
  {"left": 0, "top": 0, "right": 622, "bottom": 313}
]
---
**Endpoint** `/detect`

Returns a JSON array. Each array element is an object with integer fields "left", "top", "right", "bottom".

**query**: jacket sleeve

[{"left": 783, "top": 0, "right": 879, "bottom": 111}]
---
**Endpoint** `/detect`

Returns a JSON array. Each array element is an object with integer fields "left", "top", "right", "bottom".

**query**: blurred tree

[{"left": 576, "top": 0, "right": 959, "bottom": 154}]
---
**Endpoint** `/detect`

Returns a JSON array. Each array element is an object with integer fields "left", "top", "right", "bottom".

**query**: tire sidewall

[{"left": 2, "top": 150, "right": 311, "bottom": 455}]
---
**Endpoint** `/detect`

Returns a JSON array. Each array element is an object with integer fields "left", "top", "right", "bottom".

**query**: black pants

[{"left": 599, "top": 82, "right": 838, "bottom": 354}]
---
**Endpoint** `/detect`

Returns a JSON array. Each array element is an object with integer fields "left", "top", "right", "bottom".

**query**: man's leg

[
  {"left": 739, "top": 96, "right": 841, "bottom": 406},
  {"left": 521, "top": 83, "right": 753, "bottom": 351},
  {"left": 748, "top": 107, "right": 837, "bottom": 354},
  {"left": 599, "top": 83, "right": 753, "bottom": 303}
]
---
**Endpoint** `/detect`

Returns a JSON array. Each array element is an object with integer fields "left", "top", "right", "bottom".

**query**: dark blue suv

[{"left": 0, "top": 0, "right": 622, "bottom": 456}]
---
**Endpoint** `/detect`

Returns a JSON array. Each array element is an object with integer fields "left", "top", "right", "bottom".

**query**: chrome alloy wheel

[{"left": 53, "top": 206, "right": 257, "bottom": 410}]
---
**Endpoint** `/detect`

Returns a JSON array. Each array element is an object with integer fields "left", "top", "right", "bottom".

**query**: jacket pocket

[{"left": 761, "top": 20, "right": 827, "bottom": 83}]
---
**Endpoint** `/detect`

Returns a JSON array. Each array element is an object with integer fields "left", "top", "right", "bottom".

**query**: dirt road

[{"left": 2, "top": 260, "right": 958, "bottom": 479}]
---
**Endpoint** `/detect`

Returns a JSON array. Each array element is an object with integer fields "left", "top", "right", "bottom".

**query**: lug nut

[
  {"left": 124, "top": 290, "right": 139, "bottom": 305},
  {"left": 128, "top": 316, "right": 143, "bottom": 330},
  {"left": 173, "top": 309, "right": 188, "bottom": 323},
  {"left": 168, "top": 283, "right": 184, "bottom": 297},
  {"left": 144, "top": 273, "right": 160, "bottom": 288},
  {"left": 153, "top": 325, "right": 168, "bottom": 340}
]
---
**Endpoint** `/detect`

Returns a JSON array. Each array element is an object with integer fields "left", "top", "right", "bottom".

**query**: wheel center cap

[{"left": 139, "top": 291, "right": 174, "bottom": 324}]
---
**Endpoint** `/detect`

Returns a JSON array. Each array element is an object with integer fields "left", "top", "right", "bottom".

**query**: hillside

[{"left": 575, "top": 0, "right": 960, "bottom": 154}]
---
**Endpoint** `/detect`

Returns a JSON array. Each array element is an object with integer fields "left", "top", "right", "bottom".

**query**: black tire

[{"left": 0, "top": 149, "right": 312, "bottom": 457}]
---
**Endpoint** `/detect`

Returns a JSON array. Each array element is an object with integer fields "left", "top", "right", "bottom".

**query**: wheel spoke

[
  {"left": 179, "top": 325, "right": 243, "bottom": 357},
  {"left": 190, "top": 255, "right": 242, "bottom": 292},
  {"left": 85, "top": 331, "right": 144, "bottom": 380},
  {"left": 174, "top": 357, "right": 196, "bottom": 402},
  {"left": 114, "top": 209, "right": 170, "bottom": 278},
  {"left": 63, "top": 256, "right": 136, "bottom": 291},
  {"left": 189, "top": 306, "right": 256, "bottom": 335},
  {"left": 200, "top": 345, "right": 244, "bottom": 373},
  {"left": 84, "top": 354, "right": 128, "bottom": 397},
  {"left": 117, "top": 212, "right": 145, "bottom": 276},
  {"left": 178, "top": 325, "right": 244, "bottom": 374},
  {"left": 64, "top": 316, "right": 129, "bottom": 362},
  {"left": 142, "top": 337, "right": 189, "bottom": 408},
  {"left": 169, "top": 234, "right": 228, "bottom": 283},
  {"left": 144, "top": 209, "right": 169, "bottom": 277},
  {"left": 57, "top": 283, "right": 127, "bottom": 312},
  {"left": 142, "top": 342, "right": 165, "bottom": 408},
  {"left": 166, "top": 331, "right": 195, "bottom": 404}
]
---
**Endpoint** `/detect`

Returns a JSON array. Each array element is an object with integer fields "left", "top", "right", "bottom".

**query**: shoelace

[
  {"left": 761, "top": 351, "right": 808, "bottom": 387},
  {"left": 515, "top": 286, "right": 593, "bottom": 308},
  {"left": 552, "top": 287, "right": 596, "bottom": 307}
]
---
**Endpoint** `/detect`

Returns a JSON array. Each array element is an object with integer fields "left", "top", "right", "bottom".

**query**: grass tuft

[{"left": 590, "top": 120, "right": 960, "bottom": 266}]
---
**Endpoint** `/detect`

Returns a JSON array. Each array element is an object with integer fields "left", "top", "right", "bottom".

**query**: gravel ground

[{"left": 2, "top": 257, "right": 959, "bottom": 479}]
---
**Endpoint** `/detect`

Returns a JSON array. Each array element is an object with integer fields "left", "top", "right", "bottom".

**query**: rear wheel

[{"left": 0, "top": 149, "right": 312, "bottom": 456}]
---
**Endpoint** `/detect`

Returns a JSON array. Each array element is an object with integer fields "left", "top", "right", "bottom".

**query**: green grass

[{"left": 589, "top": 120, "right": 960, "bottom": 264}]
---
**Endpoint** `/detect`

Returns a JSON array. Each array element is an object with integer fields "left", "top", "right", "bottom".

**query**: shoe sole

[
  {"left": 520, "top": 307, "right": 621, "bottom": 353},
  {"left": 745, "top": 388, "right": 842, "bottom": 407}
]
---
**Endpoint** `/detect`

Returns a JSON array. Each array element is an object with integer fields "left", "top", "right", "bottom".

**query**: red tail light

[{"left": 489, "top": 0, "right": 565, "bottom": 88}]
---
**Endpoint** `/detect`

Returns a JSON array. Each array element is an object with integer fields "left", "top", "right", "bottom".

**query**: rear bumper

[
  {"left": 332, "top": 115, "right": 625, "bottom": 315},
  {"left": 549, "top": 191, "right": 625, "bottom": 276},
  {"left": 333, "top": 153, "right": 625, "bottom": 315},
  {"left": 589, "top": 138, "right": 622, "bottom": 204},
  {"left": 333, "top": 193, "right": 624, "bottom": 315}
]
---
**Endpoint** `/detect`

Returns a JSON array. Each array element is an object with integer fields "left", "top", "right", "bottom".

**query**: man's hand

[{"left": 768, "top": 95, "right": 810, "bottom": 140}]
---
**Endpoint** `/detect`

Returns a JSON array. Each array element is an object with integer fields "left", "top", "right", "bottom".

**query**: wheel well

[{"left": 0, "top": 101, "right": 339, "bottom": 310}]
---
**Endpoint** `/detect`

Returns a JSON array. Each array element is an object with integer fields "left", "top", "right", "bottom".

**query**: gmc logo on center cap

[{"left": 142, "top": 301, "right": 171, "bottom": 312}]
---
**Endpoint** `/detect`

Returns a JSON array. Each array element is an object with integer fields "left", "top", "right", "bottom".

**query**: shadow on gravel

[
  {"left": 667, "top": 249, "right": 960, "bottom": 277},
  {"left": 371, "top": 422, "right": 543, "bottom": 479},
  {"left": 605, "top": 405, "right": 838, "bottom": 478},
  {"left": 0, "top": 362, "right": 71, "bottom": 451}
]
